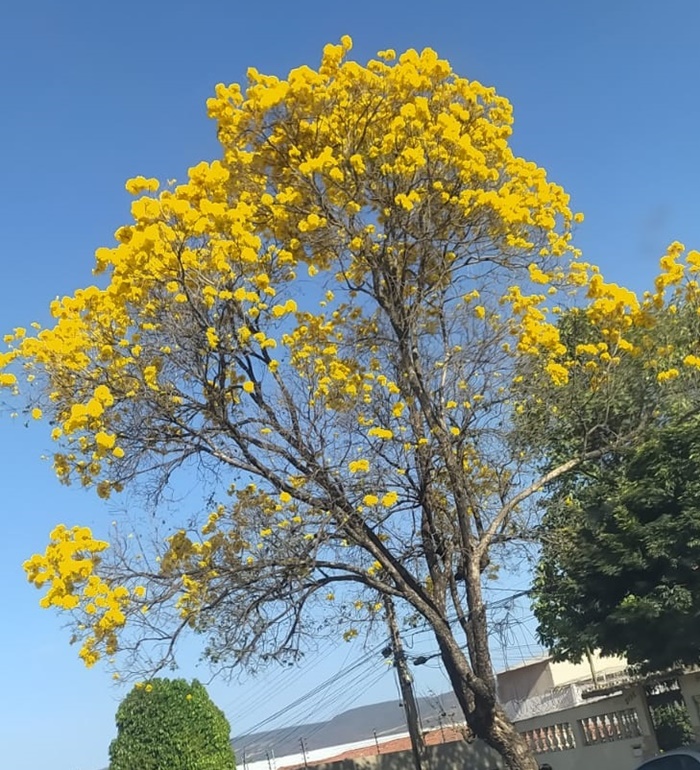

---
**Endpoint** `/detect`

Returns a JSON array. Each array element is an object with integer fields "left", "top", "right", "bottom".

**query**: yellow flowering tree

[{"left": 6, "top": 38, "right": 700, "bottom": 770}]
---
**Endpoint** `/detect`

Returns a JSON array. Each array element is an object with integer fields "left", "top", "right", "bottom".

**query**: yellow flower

[
  {"left": 381, "top": 491, "right": 398, "bottom": 507},
  {"left": 368, "top": 427, "right": 393, "bottom": 440},
  {"left": 206, "top": 327, "right": 219, "bottom": 348},
  {"left": 125, "top": 176, "right": 159, "bottom": 195},
  {"left": 348, "top": 459, "right": 370, "bottom": 474},
  {"left": 95, "top": 431, "right": 116, "bottom": 450},
  {"left": 657, "top": 368, "right": 680, "bottom": 383},
  {"left": 544, "top": 361, "right": 569, "bottom": 386}
]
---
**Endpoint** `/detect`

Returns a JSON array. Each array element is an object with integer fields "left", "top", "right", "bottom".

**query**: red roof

[{"left": 279, "top": 725, "right": 468, "bottom": 769}]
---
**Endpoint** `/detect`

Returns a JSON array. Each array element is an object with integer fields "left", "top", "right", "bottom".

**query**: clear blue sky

[{"left": 2, "top": 1, "right": 700, "bottom": 768}]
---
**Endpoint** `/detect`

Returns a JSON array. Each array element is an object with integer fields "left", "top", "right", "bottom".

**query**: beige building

[{"left": 497, "top": 650, "right": 628, "bottom": 703}]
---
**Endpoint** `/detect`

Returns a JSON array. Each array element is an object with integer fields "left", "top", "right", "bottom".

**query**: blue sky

[{"left": 2, "top": 1, "right": 700, "bottom": 768}]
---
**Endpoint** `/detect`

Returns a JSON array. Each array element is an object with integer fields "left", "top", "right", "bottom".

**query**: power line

[
  {"left": 260, "top": 659, "right": 391, "bottom": 753},
  {"left": 298, "top": 666, "right": 392, "bottom": 747},
  {"left": 222, "top": 638, "right": 345, "bottom": 719},
  {"left": 232, "top": 587, "right": 539, "bottom": 748},
  {"left": 235, "top": 637, "right": 391, "bottom": 739}
]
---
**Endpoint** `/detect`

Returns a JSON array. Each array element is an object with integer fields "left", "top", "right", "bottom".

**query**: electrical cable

[
  {"left": 235, "top": 587, "right": 539, "bottom": 751},
  {"left": 222, "top": 637, "right": 344, "bottom": 718},
  {"left": 236, "top": 637, "right": 390, "bottom": 738}
]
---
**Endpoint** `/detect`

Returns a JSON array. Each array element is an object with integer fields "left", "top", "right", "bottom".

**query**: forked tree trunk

[{"left": 435, "top": 628, "right": 540, "bottom": 770}]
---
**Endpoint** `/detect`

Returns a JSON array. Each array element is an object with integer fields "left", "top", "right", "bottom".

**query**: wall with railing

[
  {"left": 292, "top": 686, "right": 659, "bottom": 770},
  {"left": 515, "top": 687, "right": 657, "bottom": 770}
]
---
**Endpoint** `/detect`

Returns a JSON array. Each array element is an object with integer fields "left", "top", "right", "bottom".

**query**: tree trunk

[
  {"left": 477, "top": 706, "right": 540, "bottom": 770},
  {"left": 434, "top": 627, "right": 539, "bottom": 770}
]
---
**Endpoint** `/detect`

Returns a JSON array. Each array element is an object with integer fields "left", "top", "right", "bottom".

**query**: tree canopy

[
  {"left": 5, "top": 38, "right": 700, "bottom": 770},
  {"left": 533, "top": 414, "right": 700, "bottom": 671},
  {"left": 108, "top": 678, "right": 235, "bottom": 770}
]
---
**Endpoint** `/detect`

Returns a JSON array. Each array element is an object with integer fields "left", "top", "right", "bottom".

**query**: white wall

[{"left": 549, "top": 653, "right": 627, "bottom": 688}]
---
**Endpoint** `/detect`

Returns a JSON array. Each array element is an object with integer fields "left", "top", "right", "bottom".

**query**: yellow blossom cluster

[
  {"left": 0, "top": 36, "right": 584, "bottom": 493},
  {"left": 501, "top": 242, "right": 700, "bottom": 388},
  {"left": 22, "top": 525, "right": 130, "bottom": 666}
]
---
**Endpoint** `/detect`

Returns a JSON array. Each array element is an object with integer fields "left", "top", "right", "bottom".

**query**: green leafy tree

[
  {"left": 650, "top": 702, "right": 694, "bottom": 752},
  {"left": 533, "top": 415, "right": 700, "bottom": 671},
  {"left": 108, "top": 678, "right": 235, "bottom": 770}
]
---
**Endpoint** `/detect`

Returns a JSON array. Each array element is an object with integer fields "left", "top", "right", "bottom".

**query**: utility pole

[
  {"left": 585, "top": 647, "right": 599, "bottom": 686},
  {"left": 383, "top": 596, "right": 428, "bottom": 770}
]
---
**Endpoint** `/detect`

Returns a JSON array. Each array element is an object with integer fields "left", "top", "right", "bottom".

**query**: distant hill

[{"left": 233, "top": 691, "right": 464, "bottom": 764}]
